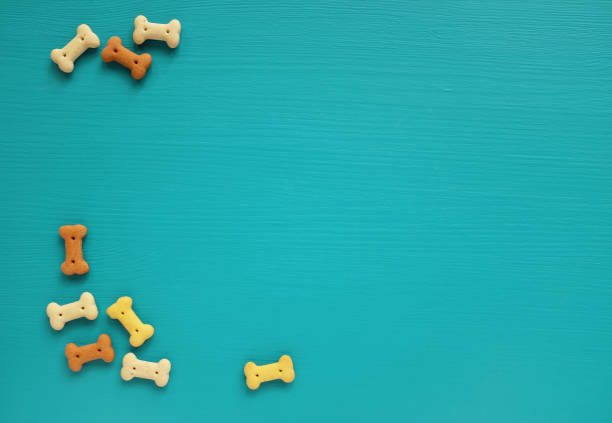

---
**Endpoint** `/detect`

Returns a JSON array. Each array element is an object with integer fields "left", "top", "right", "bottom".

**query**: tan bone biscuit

[
  {"left": 47, "top": 292, "right": 98, "bottom": 330},
  {"left": 133, "top": 15, "right": 181, "bottom": 48},
  {"left": 51, "top": 24, "right": 100, "bottom": 73},
  {"left": 121, "top": 352, "right": 171, "bottom": 387}
]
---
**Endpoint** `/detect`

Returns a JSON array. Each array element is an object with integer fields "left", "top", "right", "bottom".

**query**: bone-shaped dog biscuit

[
  {"left": 59, "top": 224, "right": 89, "bottom": 275},
  {"left": 133, "top": 15, "right": 181, "bottom": 48},
  {"left": 46, "top": 292, "right": 98, "bottom": 330},
  {"left": 107, "top": 296, "right": 154, "bottom": 347},
  {"left": 51, "top": 24, "right": 100, "bottom": 73},
  {"left": 121, "top": 352, "right": 171, "bottom": 387},
  {"left": 65, "top": 334, "right": 114, "bottom": 372},
  {"left": 101, "top": 36, "right": 152, "bottom": 80},
  {"left": 244, "top": 355, "right": 295, "bottom": 390}
]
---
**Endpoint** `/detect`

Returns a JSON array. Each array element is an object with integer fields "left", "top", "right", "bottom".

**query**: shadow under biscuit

[
  {"left": 58, "top": 270, "right": 89, "bottom": 284},
  {"left": 48, "top": 61, "right": 71, "bottom": 82},
  {"left": 127, "top": 337, "right": 154, "bottom": 355},
  {"left": 46, "top": 313, "right": 97, "bottom": 334},
  {"left": 133, "top": 41, "right": 180, "bottom": 57},
  {"left": 100, "top": 59, "right": 149, "bottom": 88},
  {"left": 120, "top": 373, "right": 170, "bottom": 390},
  {"left": 63, "top": 352, "right": 114, "bottom": 375},
  {"left": 241, "top": 372, "right": 295, "bottom": 394}
]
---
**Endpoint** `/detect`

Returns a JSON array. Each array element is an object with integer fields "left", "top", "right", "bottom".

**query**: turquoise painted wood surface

[{"left": 1, "top": 1, "right": 611, "bottom": 421}]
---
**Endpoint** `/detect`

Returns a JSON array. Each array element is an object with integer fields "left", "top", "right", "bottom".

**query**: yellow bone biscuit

[
  {"left": 106, "top": 296, "right": 154, "bottom": 347},
  {"left": 244, "top": 355, "right": 295, "bottom": 390}
]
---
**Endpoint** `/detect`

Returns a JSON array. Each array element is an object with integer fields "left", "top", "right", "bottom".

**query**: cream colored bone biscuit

[
  {"left": 133, "top": 15, "right": 181, "bottom": 48},
  {"left": 51, "top": 24, "right": 100, "bottom": 73},
  {"left": 121, "top": 352, "right": 171, "bottom": 387},
  {"left": 244, "top": 355, "right": 295, "bottom": 390},
  {"left": 107, "top": 296, "right": 154, "bottom": 347},
  {"left": 46, "top": 292, "right": 98, "bottom": 330}
]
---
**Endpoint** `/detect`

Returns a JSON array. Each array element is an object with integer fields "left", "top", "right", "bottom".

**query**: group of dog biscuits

[
  {"left": 49, "top": 224, "right": 296, "bottom": 390},
  {"left": 50, "top": 15, "right": 180, "bottom": 80}
]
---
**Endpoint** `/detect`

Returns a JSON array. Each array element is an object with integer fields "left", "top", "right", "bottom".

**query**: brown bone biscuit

[
  {"left": 65, "top": 334, "right": 115, "bottom": 372},
  {"left": 101, "top": 36, "right": 151, "bottom": 80},
  {"left": 59, "top": 224, "right": 89, "bottom": 275}
]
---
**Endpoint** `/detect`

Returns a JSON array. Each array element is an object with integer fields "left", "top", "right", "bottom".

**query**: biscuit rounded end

[
  {"left": 46, "top": 302, "right": 64, "bottom": 330},
  {"left": 65, "top": 343, "right": 82, "bottom": 371},
  {"left": 120, "top": 365, "right": 135, "bottom": 381},
  {"left": 129, "top": 324, "right": 154, "bottom": 347},
  {"left": 90, "top": 33, "right": 101, "bottom": 48},
  {"left": 97, "top": 333, "right": 111, "bottom": 346},
  {"left": 61, "top": 260, "right": 89, "bottom": 275},
  {"left": 133, "top": 15, "right": 147, "bottom": 44},
  {"left": 134, "top": 15, "right": 147, "bottom": 26},
  {"left": 59, "top": 224, "right": 87, "bottom": 238},
  {"left": 101, "top": 37, "right": 122, "bottom": 62},
  {"left": 244, "top": 361, "right": 262, "bottom": 390},
  {"left": 169, "top": 19, "right": 181, "bottom": 32},
  {"left": 68, "top": 360, "right": 82, "bottom": 372},
  {"left": 133, "top": 31, "right": 145, "bottom": 45},
  {"left": 107, "top": 296, "right": 132, "bottom": 318},
  {"left": 122, "top": 352, "right": 137, "bottom": 366},
  {"left": 166, "top": 35, "right": 180, "bottom": 49},
  {"left": 97, "top": 334, "right": 115, "bottom": 362},
  {"left": 50, "top": 49, "right": 74, "bottom": 73},
  {"left": 155, "top": 362, "right": 171, "bottom": 388},
  {"left": 77, "top": 24, "right": 100, "bottom": 48},
  {"left": 158, "top": 358, "right": 171, "bottom": 373},
  {"left": 80, "top": 292, "right": 98, "bottom": 319},
  {"left": 131, "top": 54, "right": 152, "bottom": 80}
]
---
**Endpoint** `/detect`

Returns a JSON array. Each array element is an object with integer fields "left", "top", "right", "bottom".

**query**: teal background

[{"left": 0, "top": 1, "right": 611, "bottom": 421}]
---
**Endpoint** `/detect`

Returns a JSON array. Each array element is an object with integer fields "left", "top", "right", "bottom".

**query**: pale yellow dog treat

[
  {"left": 107, "top": 296, "right": 154, "bottom": 347},
  {"left": 121, "top": 352, "right": 171, "bottom": 387},
  {"left": 244, "top": 355, "right": 295, "bottom": 390},
  {"left": 46, "top": 292, "right": 98, "bottom": 331},
  {"left": 133, "top": 15, "right": 181, "bottom": 48},
  {"left": 51, "top": 24, "right": 100, "bottom": 73}
]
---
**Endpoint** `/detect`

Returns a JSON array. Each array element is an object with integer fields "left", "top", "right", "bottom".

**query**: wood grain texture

[{"left": 0, "top": 1, "right": 611, "bottom": 421}]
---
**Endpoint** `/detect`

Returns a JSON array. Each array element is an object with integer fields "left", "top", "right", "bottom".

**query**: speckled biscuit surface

[
  {"left": 244, "top": 355, "right": 295, "bottom": 390},
  {"left": 133, "top": 15, "right": 181, "bottom": 48},
  {"left": 51, "top": 24, "right": 100, "bottom": 73},
  {"left": 101, "top": 36, "right": 152, "bottom": 80},
  {"left": 65, "top": 334, "right": 114, "bottom": 372},
  {"left": 59, "top": 224, "right": 89, "bottom": 275},
  {"left": 107, "top": 296, "right": 154, "bottom": 347},
  {"left": 46, "top": 292, "right": 98, "bottom": 330},
  {"left": 121, "top": 352, "right": 171, "bottom": 387}
]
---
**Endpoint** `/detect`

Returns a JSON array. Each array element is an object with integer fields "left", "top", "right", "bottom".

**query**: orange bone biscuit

[
  {"left": 101, "top": 36, "right": 152, "bottom": 80},
  {"left": 59, "top": 224, "right": 89, "bottom": 275},
  {"left": 65, "top": 334, "right": 115, "bottom": 372}
]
